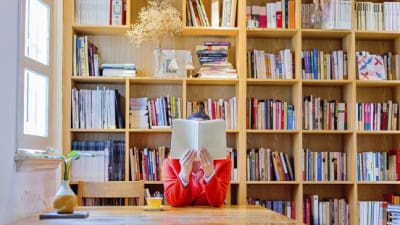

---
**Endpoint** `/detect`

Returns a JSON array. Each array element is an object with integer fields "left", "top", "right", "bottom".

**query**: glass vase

[
  {"left": 310, "top": 5, "right": 322, "bottom": 29},
  {"left": 153, "top": 48, "right": 163, "bottom": 77},
  {"left": 53, "top": 180, "right": 78, "bottom": 214}
]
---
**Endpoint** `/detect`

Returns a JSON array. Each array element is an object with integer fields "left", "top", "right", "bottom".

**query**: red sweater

[{"left": 163, "top": 158, "right": 231, "bottom": 207}]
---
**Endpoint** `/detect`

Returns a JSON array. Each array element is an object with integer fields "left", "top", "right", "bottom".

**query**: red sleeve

[
  {"left": 162, "top": 158, "right": 193, "bottom": 207},
  {"left": 203, "top": 159, "right": 232, "bottom": 207}
]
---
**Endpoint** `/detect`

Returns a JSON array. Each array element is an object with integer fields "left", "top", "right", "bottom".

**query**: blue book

[
  {"left": 312, "top": 48, "right": 319, "bottom": 79},
  {"left": 287, "top": 104, "right": 294, "bottom": 130},
  {"left": 265, "top": 98, "right": 269, "bottom": 129}
]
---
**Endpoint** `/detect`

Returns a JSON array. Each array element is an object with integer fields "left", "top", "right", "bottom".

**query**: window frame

[{"left": 16, "top": 0, "right": 62, "bottom": 163}]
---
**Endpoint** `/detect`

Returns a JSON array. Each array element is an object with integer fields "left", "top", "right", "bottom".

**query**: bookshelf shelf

[
  {"left": 128, "top": 77, "right": 184, "bottom": 85},
  {"left": 355, "top": 80, "right": 400, "bottom": 87},
  {"left": 181, "top": 27, "right": 239, "bottom": 37},
  {"left": 72, "top": 25, "right": 130, "bottom": 35},
  {"left": 355, "top": 30, "right": 400, "bottom": 40},
  {"left": 185, "top": 78, "right": 239, "bottom": 85},
  {"left": 128, "top": 129, "right": 172, "bottom": 133},
  {"left": 144, "top": 181, "right": 164, "bottom": 185},
  {"left": 301, "top": 29, "right": 352, "bottom": 38},
  {"left": 246, "top": 28, "right": 298, "bottom": 38}
]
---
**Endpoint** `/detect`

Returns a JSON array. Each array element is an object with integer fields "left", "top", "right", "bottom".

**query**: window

[{"left": 17, "top": 0, "right": 60, "bottom": 152}]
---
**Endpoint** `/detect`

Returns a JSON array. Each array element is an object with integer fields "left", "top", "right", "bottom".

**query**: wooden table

[{"left": 9, "top": 206, "right": 304, "bottom": 225}]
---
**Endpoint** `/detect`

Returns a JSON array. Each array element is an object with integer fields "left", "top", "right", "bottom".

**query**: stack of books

[
  {"left": 196, "top": 41, "right": 238, "bottom": 78},
  {"left": 387, "top": 203, "right": 400, "bottom": 224},
  {"left": 129, "top": 97, "right": 149, "bottom": 129},
  {"left": 101, "top": 63, "right": 136, "bottom": 77}
]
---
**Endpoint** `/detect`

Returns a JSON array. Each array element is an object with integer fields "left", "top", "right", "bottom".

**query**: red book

[
  {"left": 304, "top": 198, "right": 310, "bottom": 225},
  {"left": 252, "top": 98, "right": 258, "bottom": 129},
  {"left": 389, "top": 149, "right": 400, "bottom": 181},
  {"left": 291, "top": 201, "right": 296, "bottom": 219},
  {"left": 276, "top": 11, "right": 282, "bottom": 28}
]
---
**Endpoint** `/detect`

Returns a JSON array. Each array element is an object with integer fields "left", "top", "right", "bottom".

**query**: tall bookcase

[{"left": 63, "top": 0, "right": 400, "bottom": 223}]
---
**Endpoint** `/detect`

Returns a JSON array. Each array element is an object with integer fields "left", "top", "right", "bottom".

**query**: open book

[{"left": 170, "top": 119, "right": 227, "bottom": 160}]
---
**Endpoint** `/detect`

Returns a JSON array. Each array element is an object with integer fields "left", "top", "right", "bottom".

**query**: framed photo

[{"left": 154, "top": 49, "right": 193, "bottom": 78}]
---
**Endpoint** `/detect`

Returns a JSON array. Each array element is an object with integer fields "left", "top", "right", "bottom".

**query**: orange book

[
  {"left": 288, "top": 0, "right": 295, "bottom": 29},
  {"left": 272, "top": 151, "right": 285, "bottom": 181}
]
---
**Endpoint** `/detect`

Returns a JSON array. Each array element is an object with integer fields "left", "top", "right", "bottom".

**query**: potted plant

[
  {"left": 126, "top": 0, "right": 182, "bottom": 76},
  {"left": 46, "top": 147, "right": 93, "bottom": 214}
]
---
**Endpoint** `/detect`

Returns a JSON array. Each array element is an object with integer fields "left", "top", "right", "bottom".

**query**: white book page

[{"left": 170, "top": 119, "right": 227, "bottom": 160}]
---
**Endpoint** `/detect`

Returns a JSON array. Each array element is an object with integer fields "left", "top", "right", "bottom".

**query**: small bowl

[{"left": 146, "top": 197, "right": 163, "bottom": 208}]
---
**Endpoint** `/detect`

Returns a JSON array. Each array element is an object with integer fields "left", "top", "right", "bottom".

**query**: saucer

[{"left": 144, "top": 206, "right": 163, "bottom": 211}]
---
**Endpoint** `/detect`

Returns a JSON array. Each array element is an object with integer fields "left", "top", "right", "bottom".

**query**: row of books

[
  {"left": 304, "top": 196, "right": 349, "bottom": 225},
  {"left": 247, "top": 148, "right": 294, "bottom": 181},
  {"left": 355, "top": 2, "right": 400, "bottom": 32},
  {"left": 356, "top": 52, "right": 400, "bottom": 81},
  {"left": 247, "top": 49, "right": 294, "bottom": 80},
  {"left": 303, "top": 96, "right": 347, "bottom": 131},
  {"left": 186, "top": 0, "right": 237, "bottom": 27},
  {"left": 71, "top": 87, "right": 124, "bottom": 129},
  {"left": 186, "top": 97, "right": 238, "bottom": 130},
  {"left": 227, "top": 148, "right": 238, "bottom": 181},
  {"left": 73, "top": 35, "right": 100, "bottom": 77},
  {"left": 356, "top": 151, "right": 397, "bottom": 182},
  {"left": 70, "top": 140, "right": 125, "bottom": 182},
  {"left": 128, "top": 146, "right": 238, "bottom": 182},
  {"left": 129, "top": 146, "right": 168, "bottom": 182},
  {"left": 359, "top": 201, "right": 388, "bottom": 225},
  {"left": 248, "top": 198, "right": 296, "bottom": 219},
  {"left": 75, "top": 0, "right": 125, "bottom": 25},
  {"left": 301, "top": 0, "right": 351, "bottom": 30},
  {"left": 302, "top": 149, "right": 347, "bottom": 181},
  {"left": 302, "top": 49, "right": 348, "bottom": 80},
  {"left": 355, "top": 101, "right": 399, "bottom": 131},
  {"left": 246, "top": 1, "right": 295, "bottom": 29},
  {"left": 246, "top": 98, "right": 295, "bottom": 130},
  {"left": 196, "top": 41, "right": 238, "bottom": 78},
  {"left": 129, "top": 96, "right": 182, "bottom": 129}
]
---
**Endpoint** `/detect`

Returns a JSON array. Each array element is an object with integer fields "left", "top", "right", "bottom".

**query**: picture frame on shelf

[{"left": 154, "top": 49, "right": 193, "bottom": 78}]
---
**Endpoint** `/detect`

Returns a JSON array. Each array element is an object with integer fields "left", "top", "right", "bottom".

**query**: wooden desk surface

[{"left": 9, "top": 206, "right": 304, "bottom": 225}]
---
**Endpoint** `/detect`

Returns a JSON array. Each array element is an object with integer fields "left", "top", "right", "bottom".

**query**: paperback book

[{"left": 170, "top": 119, "right": 227, "bottom": 160}]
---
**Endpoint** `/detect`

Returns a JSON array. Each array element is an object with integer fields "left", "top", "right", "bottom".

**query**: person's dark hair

[{"left": 187, "top": 110, "right": 210, "bottom": 120}]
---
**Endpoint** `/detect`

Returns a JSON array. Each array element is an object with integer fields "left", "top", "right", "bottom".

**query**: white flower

[{"left": 126, "top": 0, "right": 182, "bottom": 48}]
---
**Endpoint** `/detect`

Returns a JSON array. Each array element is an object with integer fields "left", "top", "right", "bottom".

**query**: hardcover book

[
  {"left": 357, "top": 55, "right": 387, "bottom": 80},
  {"left": 170, "top": 119, "right": 227, "bottom": 160}
]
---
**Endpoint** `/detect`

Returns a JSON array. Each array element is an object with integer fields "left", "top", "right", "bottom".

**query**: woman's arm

[
  {"left": 162, "top": 158, "right": 193, "bottom": 207},
  {"left": 203, "top": 158, "right": 232, "bottom": 207}
]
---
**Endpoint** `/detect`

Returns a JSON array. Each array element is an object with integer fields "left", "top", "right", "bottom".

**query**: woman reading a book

[{"left": 162, "top": 111, "right": 232, "bottom": 207}]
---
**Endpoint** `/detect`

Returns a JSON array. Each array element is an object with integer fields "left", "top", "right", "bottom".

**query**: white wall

[{"left": 0, "top": 1, "right": 59, "bottom": 224}]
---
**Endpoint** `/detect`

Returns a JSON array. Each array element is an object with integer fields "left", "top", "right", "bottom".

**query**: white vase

[
  {"left": 153, "top": 48, "right": 163, "bottom": 77},
  {"left": 53, "top": 180, "right": 78, "bottom": 214}
]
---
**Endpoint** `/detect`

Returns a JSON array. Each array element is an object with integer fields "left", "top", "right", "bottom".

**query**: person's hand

[
  {"left": 199, "top": 148, "right": 214, "bottom": 178},
  {"left": 179, "top": 148, "right": 196, "bottom": 182}
]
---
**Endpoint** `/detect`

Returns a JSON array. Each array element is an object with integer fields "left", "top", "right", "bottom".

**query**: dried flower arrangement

[{"left": 126, "top": 0, "right": 182, "bottom": 48}]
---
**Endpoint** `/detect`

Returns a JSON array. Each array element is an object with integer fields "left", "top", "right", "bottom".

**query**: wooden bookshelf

[{"left": 63, "top": 0, "right": 400, "bottom": 223}]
